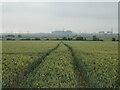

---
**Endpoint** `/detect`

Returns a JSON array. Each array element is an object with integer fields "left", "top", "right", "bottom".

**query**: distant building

[
  {"left": 52, "top": 30, "right": 73, "bottom": 35},
  {"left": 99, "top": 31, "right": 105, "bottom": 34},
  {"left": 107, "top": 31, "right": 113, "bottom": 34}
]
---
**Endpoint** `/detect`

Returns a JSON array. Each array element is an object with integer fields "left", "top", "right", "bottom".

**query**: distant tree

[
  {"left": 76, "top": 36, "right": 84, "bottom": 40},
  {"left": 18, "top": 35, "right": 22, "bottom": 37},
  {"left": 62, "top": 37, "right": 67, "bottom": 40},
  {"left": 68, "top": 37, "right": 73, "bottom": 40},
  {"left": 6, "top": 38, "right": 15, "bottom": 40},
  {"left": 56, "top": 38, "right": 60, "bottom": 40},
  {"left": 84, "top": 37, "right": 86, "bottom": 41},
  {"left": 26, "top": 38, "right": 31, "bottom": 40},
  {"left": 112, "top": 38, "right": 116, "bottom": 41},
  {"left": 93, "top": 35, "right": 97, "bottom": 41},
  {"left": 35, "top": 37, "right": 41, "bottom": 40},
  {"left": 97, "top": 38, "right": 99, "bottom": 41},
  {"left": 6, "top": 38, "right": 12, "bottom": 40},
  {"left": 6, "top": 35, "right": 15, "bottom": 37},
  {"left": 99, "top": 39, "right": 104, "bottom": 41},
  {"left": 20, "top": 38, "right": 31, "bottom": 40},
  {"left": 93, "top": 36, "right": 99, "bottom": 41},
  {"left": 20, "top": 39, "right": 24, "bottom": 40},
  {"left": 46, "top": 38, "right": 49, "bottom": 40}
]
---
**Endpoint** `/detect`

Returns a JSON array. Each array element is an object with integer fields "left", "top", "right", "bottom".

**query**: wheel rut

[
  {"left": 22, "top": 43, "right": 78, "bottom": 88},
  {"left": 63, "top": 42, "right": 89, "bottom": 88},
  {"left": 11, "top": 42, "right": 89, "bottom": 88},
  {"left": 11, "top": 42, "right": 61, "bottom": 88}
]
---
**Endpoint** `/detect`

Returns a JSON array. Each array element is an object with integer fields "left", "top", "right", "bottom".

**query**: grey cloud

[{"left": 2, "top": 2, "right": 118, "bottom": 33}]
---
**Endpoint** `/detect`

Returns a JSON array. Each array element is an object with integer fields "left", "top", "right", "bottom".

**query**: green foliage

[
  {"left": 18, "top": 35, "right": 22, "bottom": 37},
  {"left": 75, "top": 36, "right": 84, "bottom": 41},
  {"left": 2, "top": 41, "right": 119, "bottom": 88},
  {"left": 6, "top": 35, "right": 15, "bottom": 37},
  {"left": 65, "top": 41, "right": 119, "bottom": 88},
  {"left": 93, "top": 35, "right": 99, "bottom": 41},
  {"left": 56, "top": 38, "right": 60, "bottom": 40},
  {"left": 46, "top": 38, "right": 49, "bottom": 40},
  {"left": 20, "top": 38, "right": 31, "bottom": 40},
  {"left": 6, "top": 38, "right": 15, "bottom": 40},
  {"left": 34, "top": 37, "right": 41, "bottom": 40},
  {"left": 62, "top": 37, "right": 67, "bottom": 40},
  {"left": 112, "top": 38, "right": 116, "bottom": 41},
  {"left": 21, "top": 44, "right": 77, "bottom": 88},
  {"left": 68, "top": 37, "right": 73, "bottom": 40},
  {"left": 2, "top": 41, "right": 59, "bottom": 88}
]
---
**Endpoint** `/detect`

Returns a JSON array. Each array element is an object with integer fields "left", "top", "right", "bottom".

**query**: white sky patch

[
  {"left": 1, "top": 2, "right": 118, "bottom": 33},
  {"left": 0, "top": 3, "right": 2, "bottom": 33},
  {"left": 0, "top": 0, "right": 119, "bottom": 2}
]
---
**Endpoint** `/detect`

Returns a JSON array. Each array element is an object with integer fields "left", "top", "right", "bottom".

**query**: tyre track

[
  {"left": 21, "top": 43, "right": 77, "bottom": 88},
  {"left": 63, "top": 42, "right": 89, "bottom": 88},
  {"left": 11, "top": 42, "right": 61, "bottom": 88}
]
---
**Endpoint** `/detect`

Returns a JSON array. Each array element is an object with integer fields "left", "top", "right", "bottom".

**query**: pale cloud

[{"left": 2, "top": 2, "right": 118, "bottom": 33}]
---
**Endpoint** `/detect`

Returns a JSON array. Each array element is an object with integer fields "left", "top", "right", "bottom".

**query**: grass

[
  {"left": 2, "top": 41, "right": 59, "bottom": 88},
  {"left": 2, "top": 41, "right": 119, "bottom": 88},
  {"left": 64, "top": 41, "right": 119, "bottom": 88},
  {"left": 21, "top": 44, "right": 77, "bottom": 88}
]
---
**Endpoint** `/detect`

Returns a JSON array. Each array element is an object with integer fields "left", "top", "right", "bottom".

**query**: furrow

[
  {"left": 11, "top": 42, "right": 61, "bottom": 88},
  {"left": 63, "top": 42, "right": 89, "bottom": 88},
  {"left": 21, "top": 43, "right": 77, "bottom": 88}
]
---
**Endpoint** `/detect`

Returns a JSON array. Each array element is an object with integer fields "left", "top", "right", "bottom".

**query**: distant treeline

[{"left": 4, "top": 35, "right": 119, "bottom": 41}]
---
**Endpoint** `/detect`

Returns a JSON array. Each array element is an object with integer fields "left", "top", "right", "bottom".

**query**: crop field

[
  {"left": 2, "top": 41, "right": 59, "bottom": 88},
  {"left": 64, "top": 41, "right": 119, "bottom": 88},
  {"left": 2, "top": 41, "right": 119, "bottom": 88}
]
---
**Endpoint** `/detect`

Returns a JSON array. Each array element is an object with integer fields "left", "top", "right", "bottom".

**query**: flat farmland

[
  {"left": 2, "top": 41, "right": 59, "bottom": 88},
  {"left": 64, "top": 41, "right": 119, "bottom": 88},
  {"left": 2, "top": 41, "right": 119, "bottom": 88}
]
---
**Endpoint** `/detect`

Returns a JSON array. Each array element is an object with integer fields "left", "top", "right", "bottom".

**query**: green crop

[
  {"left": 2, "top": 41, "right": 119, "bottom": 88},
  {"left": 2, "top": 41, "right": 59, "bottom": 88},
  {"left": 64, "top": 41, "right": 119, "bottom": 88},
  {"left": 21, "top": 44, "right": 77, "bottom": 88}
]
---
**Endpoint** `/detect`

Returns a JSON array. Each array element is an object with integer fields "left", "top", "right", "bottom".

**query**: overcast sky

[{"left": 1, "top": 2, "right": 118, "bottom": 33}]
